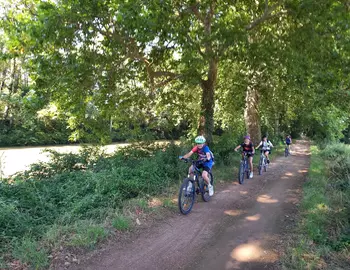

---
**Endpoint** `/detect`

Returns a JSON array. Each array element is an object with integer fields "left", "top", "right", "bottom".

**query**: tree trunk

[
  {"left": 196, "top": 2, "right": 217, "bottom": 146},
  {"left": 275, "top": 112, "right": 280, "bottom": 138},
  {"left": 198, "top": 59, "right": 217, "bottom": 145},
  {"left": 244, "top": 84, "right": 261, "bottom": 145}
]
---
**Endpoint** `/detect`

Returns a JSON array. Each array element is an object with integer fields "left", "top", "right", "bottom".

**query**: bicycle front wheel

[
  {"left": 238, "top": 162, "right": 245, "bottom": 184},
  {"left": 178, "top": 178, "right": 195, "bottom": 215}
]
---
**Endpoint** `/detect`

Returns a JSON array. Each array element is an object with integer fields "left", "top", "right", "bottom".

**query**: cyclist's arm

[
  {"left": 270, "top": 142, "right": 274, "bottom": 147},
  {"left": 255, "top": 142, "right": 262, "bottom": 149},
  {"left": 182, "top": 151, "right": 194, "bottom": 159},
  {"left": 234, "top": 145, "right": 241, "bottom": 152},
  {"left": 252, "top": 145, "right": 255, "bottom": 154},
  {"left": 205, "top": 152, "right": 211, "bottom": 161}
]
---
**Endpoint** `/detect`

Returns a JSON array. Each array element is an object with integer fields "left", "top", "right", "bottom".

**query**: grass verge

[{"left": 282, "top": 144, "right": 350, "bottom": 269}]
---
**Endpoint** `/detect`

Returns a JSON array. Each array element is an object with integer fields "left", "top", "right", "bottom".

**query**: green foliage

[
  {"left": 12, "top": 237, "right": 49, "bottom": 270},
  {"left": 212, "top": 130, "right": 243, "bottom": 166},
  {"left": 283, "top": 144, "right": 350, "bottom": 269},
  {"left": 1, "top": 0, "right": 350, "bottom": 146},
  {"left": 112, "top": 215, "right": 131, "bottom": 231},
  {"left": 66, "top": 221, "right": 107, "bottom": 249},
  {"left": 0, "top": 142, "right": 188, "bottom": 267}
]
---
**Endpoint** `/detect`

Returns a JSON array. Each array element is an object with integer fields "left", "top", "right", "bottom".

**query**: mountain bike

[
  {"left": 285, "top": 146, "right": 290, "bottom": 157},
  {"left": 258, "top": 150, "right": 268, "bottom": 175},
  {"left": 238, "top": 152, "right": 251, "bottom": 184},
  {"left": 178, "top": 158, "right": 214, "bottom": 215}
]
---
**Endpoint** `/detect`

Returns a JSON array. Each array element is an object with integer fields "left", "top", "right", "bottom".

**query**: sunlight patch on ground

[
  {"left": 285, "top": 172, "right": 294, "bottom": 176},
  {"left": 227, "top": 240, "right": 279, "bottom": 269},
  {"left": 148, "top": 198, "right": 162, "bottom": 208},
  {"left": 245, "top": 214, "right": 261, "bottom": 221},
  {"left": 257, "top": 195, "right": 278, "bottom": 204},
  {"left": 240, "top": 191, "right": 248, "bottom": 195},
  {"left": 224, "top": 210, "right": 243, "bottom": 216},
  {"left": 222, "top": 189, "right": 232, "bottom": 193},
  {"left": 230, "top": 242, "right": 263, "bottom": 262},
  {"left": 298, "top": 169, "right": 308, "bottom": 173}
]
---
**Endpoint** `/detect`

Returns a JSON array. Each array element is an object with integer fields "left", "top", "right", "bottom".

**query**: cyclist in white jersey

[{"left": 256, "top": 135, "right": 274, "bottom": 164}]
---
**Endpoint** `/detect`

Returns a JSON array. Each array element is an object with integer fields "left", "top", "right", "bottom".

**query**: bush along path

[
  {"left": 58, "top": 140, "right": 310, "bottom": 270},
  {"left": 0, "top": 142, "right": 190, "bottom": 269}
]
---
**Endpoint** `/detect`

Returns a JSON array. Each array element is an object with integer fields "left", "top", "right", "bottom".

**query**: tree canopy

[{"left": 0, "top": 0, "right": 349, "bottom": 146}]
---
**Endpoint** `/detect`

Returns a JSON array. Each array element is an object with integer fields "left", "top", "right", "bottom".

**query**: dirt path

[{"left": 69, "top": 141, "right": 310, "bottom": 270}]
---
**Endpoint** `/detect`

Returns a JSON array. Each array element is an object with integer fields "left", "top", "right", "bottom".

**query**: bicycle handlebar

[{"left": 236, "top": 151, "right": 254, "bottom": 155}]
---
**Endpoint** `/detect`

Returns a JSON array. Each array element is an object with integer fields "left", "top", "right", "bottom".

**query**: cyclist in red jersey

[{"left": 234, "top": 135, "right": 255, "bottom": 178}]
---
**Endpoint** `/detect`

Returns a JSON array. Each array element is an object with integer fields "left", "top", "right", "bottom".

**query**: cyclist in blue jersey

[
  {"left": 180, "top": 136, "right": 214, "bottom": 196},
  {"left": 285, "top": 135, "right": 292, "bottom": 151}
]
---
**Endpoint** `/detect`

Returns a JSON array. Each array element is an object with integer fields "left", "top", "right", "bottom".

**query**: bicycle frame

[
  {"left": 285, "top": 146, "right": 290, "bottom": 157},
  {"left": 241, "top": 153, "right": 249, "bottom": 170},
  {"left": 178, "top": 158, "right": 213, "bottom": 214},
  {"left": 237, "top": 152, "right": 251, "bottom": 184},
  {"left": 258, "top": 150, "right": 268, "bottom": 175},
  {"left": 183, "top": 158, "right": 213, "bottom": 194}
]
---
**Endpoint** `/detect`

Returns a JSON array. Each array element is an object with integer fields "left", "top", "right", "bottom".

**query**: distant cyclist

[
  {"left": 256, "top": 135, "right": 274, "bottom": 164},
  {"left": 180, "top": 136, "right": 214, "bottom": 196},
  {"left": 234, "top": 135, "right": 255, "bottom": 178},
  {"left": 286, "top": 135, "right": 292, "bottom": 151}
]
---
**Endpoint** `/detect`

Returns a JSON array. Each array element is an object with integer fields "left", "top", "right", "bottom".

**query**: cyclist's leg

[
  {"left": 248, "top": 156, "right": 253, "bottom": 171},
  {"left": 248, "top": 155, "right": 254, "bottom": 178},
  {"left": 265, "top": 150, "right": 270, "bottom": 162},
  {"left": 202, "top": 170, "right": 210, "bottom": 185},
  {"left": 188, "top": 165, "right": 194, "bottom": 178},
  {"left": 202, "top": 167, "right": 214, "bottom": 195}
]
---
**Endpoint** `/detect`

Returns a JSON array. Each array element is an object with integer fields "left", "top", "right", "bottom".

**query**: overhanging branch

[{"left": 245, "top": 0, "right": 284, "bottom": 30}]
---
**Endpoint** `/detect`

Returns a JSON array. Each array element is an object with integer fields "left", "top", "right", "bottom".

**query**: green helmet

[{"left": 195, "top": 135, "right": 206, "bottom": 144}]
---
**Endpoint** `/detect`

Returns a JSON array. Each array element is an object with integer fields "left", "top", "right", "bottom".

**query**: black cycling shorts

[
  {"left": 243, "top": 151, "right": 254, "bottom": 158},
  {"left": 197, "top": 164, "right": 211, "bottom": 172}
]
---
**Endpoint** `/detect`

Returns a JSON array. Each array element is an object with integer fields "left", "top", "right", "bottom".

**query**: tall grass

[{"left": 283, "top": 144, "right": 350, "bottom": 269}]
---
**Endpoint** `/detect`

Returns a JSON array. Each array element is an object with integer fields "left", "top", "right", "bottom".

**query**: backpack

[
  {"left": 261, "top": 140, "right": 271, "bottom": 149},
  {"left": 210, "top": 150, "right": 215, "bottom": 164}
]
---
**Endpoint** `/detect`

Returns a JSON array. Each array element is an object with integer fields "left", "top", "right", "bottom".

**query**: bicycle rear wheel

[
  {"left": 258, "top": 157, "right": 263, "bottom": 175},
  {"left": 178, "top": 178, "right": 195, "bottom": 215},
  {"left": 200, "top": 175, "right": 211, "bottom": 202},
  {"left": 238, "top": 162, "right": 245, "bottom": 184}
]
